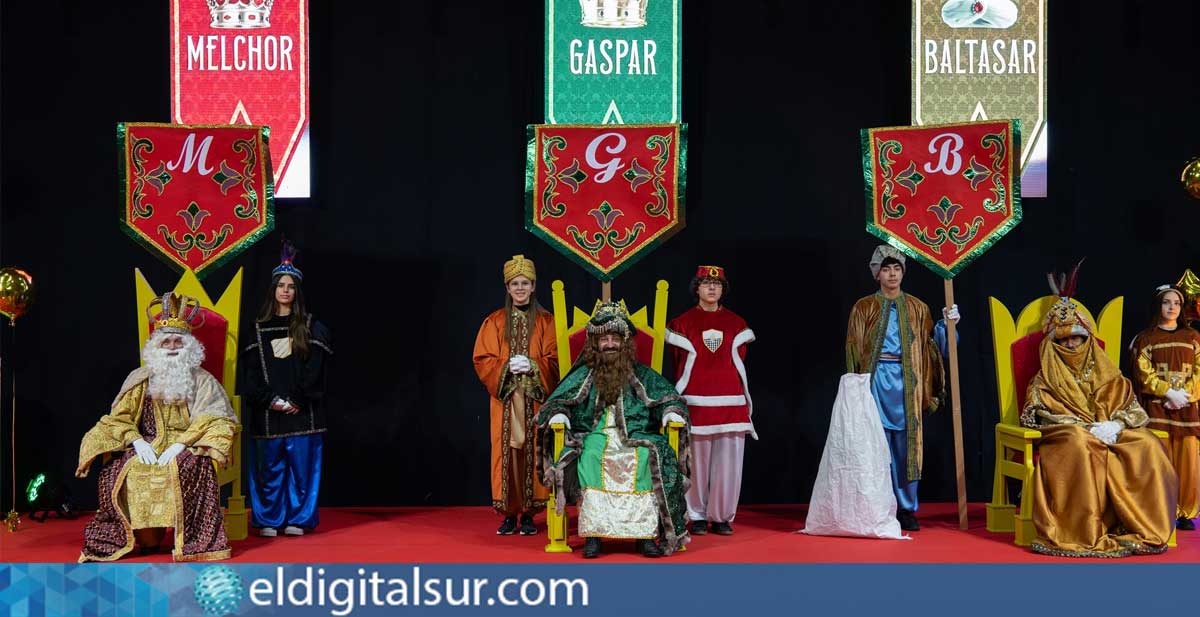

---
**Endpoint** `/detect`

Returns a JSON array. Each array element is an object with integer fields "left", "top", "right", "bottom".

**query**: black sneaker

[
  {"left": 637, "top": 539, "right": 663, "bottom": 558},
  {"left": 1178, "top": 517, "right": 1196, "bottom": 531},
  {"left": 689, "top": 520, "right": 708, "bottom": 535},
  {"left": 582, "top": 537, "right": 602, "bottom": 558},
  {"left": 496, "top": 516, "right": 517, "bottom": 535},
  {"left": 710, "top": 521, "right": 734, "bottom": 535},
  {"left": 519, "top": 513, "right": 537, "bottom": 535},
  {"left": 897, "top": 510, "right": 920, "bottom": 531}
]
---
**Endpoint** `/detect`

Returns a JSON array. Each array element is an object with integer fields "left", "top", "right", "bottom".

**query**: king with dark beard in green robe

[{"left": 537, "top": 303, "right": 692, "bottom": 558}]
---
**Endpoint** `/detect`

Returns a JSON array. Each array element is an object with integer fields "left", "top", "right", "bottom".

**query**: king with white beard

[{"left": 76, "top": 293, "right": 239, "bottom": 562}]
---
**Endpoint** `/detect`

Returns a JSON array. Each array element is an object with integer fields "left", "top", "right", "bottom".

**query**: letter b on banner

[{"left": 924, "top": 132, "right": 964, "bottom": 176}]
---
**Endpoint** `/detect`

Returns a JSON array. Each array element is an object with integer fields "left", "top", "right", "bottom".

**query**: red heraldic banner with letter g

[
  {"left": 171, "top": 0, "right": 309, "bottom": 197},
  {"left": 525, "top": 124, "right": 687, "bottom": 282},
  {"left": 861, "top": 120, "right": 1022, "bottom": 279},
  {"left": 119, "top": 123, "right": 275, "bottom": 277}
]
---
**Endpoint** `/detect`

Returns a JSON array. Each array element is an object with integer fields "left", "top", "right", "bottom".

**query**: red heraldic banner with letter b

[
  {"left": 861, "top": 120, "right": 1022, "bottom": 279},
  {"left": 171, "top": 0, "right": 309, "bottom": 197},
  {"left": 525, "top": 124, "right": 687, "bottom": 282},
  {"left": 119, "top": 123, "right": 275, "bottom": 277}
]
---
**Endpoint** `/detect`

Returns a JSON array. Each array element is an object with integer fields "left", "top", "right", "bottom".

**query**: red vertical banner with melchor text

[{"left": 171, "top": 0, "right": 309, "bottom": 197}]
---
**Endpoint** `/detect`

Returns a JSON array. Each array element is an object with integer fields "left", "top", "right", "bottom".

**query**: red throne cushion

[
  {"left": 568, "top": 327, "right": 655, "bottom": 369},
  {"left": 1011, "top": 331, "right": 1106, "bottom": 411},
  {"left": 149, "top": 307, "right": 227, "bottom": 385}
]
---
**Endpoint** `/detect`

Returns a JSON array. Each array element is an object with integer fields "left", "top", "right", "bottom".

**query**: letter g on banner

[
  {"left": 585, "top": 132, "right": 627, "bottom": 183},
  {"left": 924, "top": 132, "right": 964, "bottom": 175}
]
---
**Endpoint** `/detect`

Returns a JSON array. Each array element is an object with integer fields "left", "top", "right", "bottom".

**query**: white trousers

[{"left": 685, "top": 433, "right": 746, "bottom": 523}]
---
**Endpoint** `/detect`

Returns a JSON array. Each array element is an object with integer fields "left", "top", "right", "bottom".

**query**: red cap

[{"left": 695, "top": 265, "right": 726, "bottom": 279}]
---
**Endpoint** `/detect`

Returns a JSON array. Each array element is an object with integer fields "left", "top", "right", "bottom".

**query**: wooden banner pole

[
  {"left": 601, "top": 281, "right": 612, "bottom": 303},
  {"left": 943, "top": 278, "right": 968, "bottom": 530}
]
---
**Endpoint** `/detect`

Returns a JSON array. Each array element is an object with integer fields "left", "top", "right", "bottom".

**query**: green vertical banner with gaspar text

[{"left": 546, "top": 0, "right": 681, "bottom": 124}]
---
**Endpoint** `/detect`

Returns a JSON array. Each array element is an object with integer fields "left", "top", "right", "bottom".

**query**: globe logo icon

[{"left": 193, "top": 565, "right": 245, "bottom": 616}]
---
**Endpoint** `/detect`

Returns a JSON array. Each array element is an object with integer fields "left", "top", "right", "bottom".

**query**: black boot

[
  {"left": 710, "top": 521, "right": 734, "bottom": 535},
  {"left": 638, "top": 539, "right": 663, "bottom": 558},
  {"left": 519, "top": 513, "right": 537, "bottom": 535},
  {"left": 688, "top": 520, "right": 708, "bottom": 535},
  {"left": 897, "top": 510, "right": 920, "bottom": 531},
  {"left": 582, "top": 537, "right": 602, "bottom": 558},
  {"left": 1178, "top": 517, "right": 1196, "bottom": 531},
  {"left": 496, "top": 516, "right": 517, "bottom": 535}
]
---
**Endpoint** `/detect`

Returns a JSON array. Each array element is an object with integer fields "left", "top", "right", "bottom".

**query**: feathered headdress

[
  {"left": 272, "top": 238, "right": 303, "bottom": 281},
  {"left": 1043, "top": 259, "right": 1093, "bottom": 339}
]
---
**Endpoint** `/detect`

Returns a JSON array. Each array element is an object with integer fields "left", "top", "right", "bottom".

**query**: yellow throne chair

[
  {"left": 986, "top": 294, "right": 1173, "bottom": 547},
  {"left": 134, "top": 268, "right": 248, "bottom": 541},
  {"left": 543, "top": 280, "right": 684, "bottom": 553}
]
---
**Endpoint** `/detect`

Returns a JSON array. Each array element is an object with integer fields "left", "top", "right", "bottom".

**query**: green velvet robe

[{"left": 536, "top": 363, "right": 692, "bottom": 554}]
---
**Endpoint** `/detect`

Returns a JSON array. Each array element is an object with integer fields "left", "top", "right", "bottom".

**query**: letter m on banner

[
  {"left": 861, "top": 120, "right": 1022, "bottom": 278},
  {"left": 119, "top": 122, "right": 275, "bottom": 278},
  {"left": 525, "top": 124, "right": 687, "bottom": 282}
]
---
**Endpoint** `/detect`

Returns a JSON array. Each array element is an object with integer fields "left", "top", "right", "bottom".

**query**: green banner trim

[
  {"left": 862, "top": 119, "right": 1022, "bottom": 280},
  {"left": 524, "top": 123, "right": 687, "bottom": 282}
]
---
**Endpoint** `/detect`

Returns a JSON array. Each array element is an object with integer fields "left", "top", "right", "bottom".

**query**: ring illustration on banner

[{"left": 941, "top": 0, "right": 1018, "bottom": 29}]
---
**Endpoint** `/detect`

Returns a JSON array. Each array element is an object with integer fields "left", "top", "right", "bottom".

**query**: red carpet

[{"left": 3, "top": 503, "right": 1196, "bottom": 564}]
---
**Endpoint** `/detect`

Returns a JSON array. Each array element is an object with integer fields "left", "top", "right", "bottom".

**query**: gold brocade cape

[
  {"left": 845, "top": 292, "right": 945, "bottom": 481},
  {"left": 78, "top": 367, "right": 238, "bottom": 475},
  {"left": 1021, "top": 336, "right": 1148, "bottom": 429},
  {"left": 1020, "top": 336, "right": 1177, "bottom": 557}
]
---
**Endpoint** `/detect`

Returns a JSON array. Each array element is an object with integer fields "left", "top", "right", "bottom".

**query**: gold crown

[
  {"left": 147, "top": 293, "right": 205, "bottom": 334},
  {"left": 207, "top": 0, "right": 273, "bottom": 29}
]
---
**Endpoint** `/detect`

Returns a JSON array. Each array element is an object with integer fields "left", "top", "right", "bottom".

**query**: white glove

[
  {"left": 156, "top": 443, "right": 186, "bottom": 465},
  {"left": 1165, "top": 388, "right": 1191, "bottom": 409},
  {"left": 131, "top": 439, "right": 158, "bottom": 465},
  {"left": 662, "top": 412, "right": 686, "bottom": 427},
  {"left": 943, "top": 304, "right": 961, "bottom": 324},
  {"left": 1089, "top": 420, "right": 1122, "bottom": 445},
  {"left": 548, "top": 413, "right": 571, "bottom": 429},
  {"left": 508, "top": 355, "right": 533, "bottom": 374}
]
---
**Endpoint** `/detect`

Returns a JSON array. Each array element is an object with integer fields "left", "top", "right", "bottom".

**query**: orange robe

[{"left": 473, "top": 307, "right": 558, "bottom": 515}]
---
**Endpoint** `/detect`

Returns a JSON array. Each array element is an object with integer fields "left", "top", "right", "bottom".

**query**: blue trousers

[
  {"left": 873, "top": 360, "right": 919, "bottom": 512},
  {"left": 249, "top": 434, "right": 323, "bottom": 529}
]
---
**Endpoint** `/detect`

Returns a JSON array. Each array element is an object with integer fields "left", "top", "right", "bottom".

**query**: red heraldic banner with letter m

[
  {"left": 525, "top": 124, "right": 687, "bottom": 282},
  {"left": 861, "top": 120, "right": 1022, "bottom": 279},
  {"left": 119, "top": 123, "right": 275, "bottom": 277},
  {"left": 171, "top": 0, "right": 309, "bottom": 197}
]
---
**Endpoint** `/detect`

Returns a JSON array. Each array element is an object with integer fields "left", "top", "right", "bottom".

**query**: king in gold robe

[
  {"left": 1022, "top": 293, "right": 1177, "bottom": 557},
  {"left": 76, "top": 295, "right": 238, "bottom": 562}
]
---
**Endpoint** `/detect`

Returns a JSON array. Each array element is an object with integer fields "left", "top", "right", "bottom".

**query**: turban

[
  {"left": 503, "top": 254, "right": 537, "bottom": 284},
  {"left": 868, "top": 245, "right": 906, "bottom": 278}
]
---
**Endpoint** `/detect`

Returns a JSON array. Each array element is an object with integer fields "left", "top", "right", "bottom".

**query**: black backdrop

[{"left": 2, "top": 2, "right": 1198, "bottom": 512}]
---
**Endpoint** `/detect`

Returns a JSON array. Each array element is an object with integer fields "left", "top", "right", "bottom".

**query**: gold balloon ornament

[
  {"left": 0, "top": 267, "right": 34, "bottom": 323},
  {"left": 1183, "top": 157, "right": 1200, "bottom": 200}
]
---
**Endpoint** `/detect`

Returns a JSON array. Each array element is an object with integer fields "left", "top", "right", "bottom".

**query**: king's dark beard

[{"left": 592, "top": 348, "right": 634, "bottom": 407}]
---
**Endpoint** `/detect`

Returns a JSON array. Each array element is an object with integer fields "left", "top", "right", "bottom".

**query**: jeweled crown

[
  {"left": 207, "top": 0, "right": 273, "bottom": 29},
  {"left": 579, "top": 0, "right": 648, "bottom": 28},
  {"left": 147, "top": 293, "right": 205, "bottom": 335}
]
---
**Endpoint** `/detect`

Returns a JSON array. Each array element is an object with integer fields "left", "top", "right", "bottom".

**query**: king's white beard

[{"left": 142, "top": 333, "right": 205, "bottom": 403}]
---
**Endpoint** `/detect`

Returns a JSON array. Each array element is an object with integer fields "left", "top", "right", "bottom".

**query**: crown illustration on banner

[
  {"left": 579, "top": 0, "right": 648, "bottom": 28},
  {"left": 207, "top": 0, "right": 273, "bottom": 29},
  {"left": 147, "top": 292, "right": 206, "bottom": 335}
]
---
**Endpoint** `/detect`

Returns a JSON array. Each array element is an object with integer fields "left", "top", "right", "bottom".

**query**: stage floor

[{"left": 3, "top": 503, "right": 1196, "bottom": 564}]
